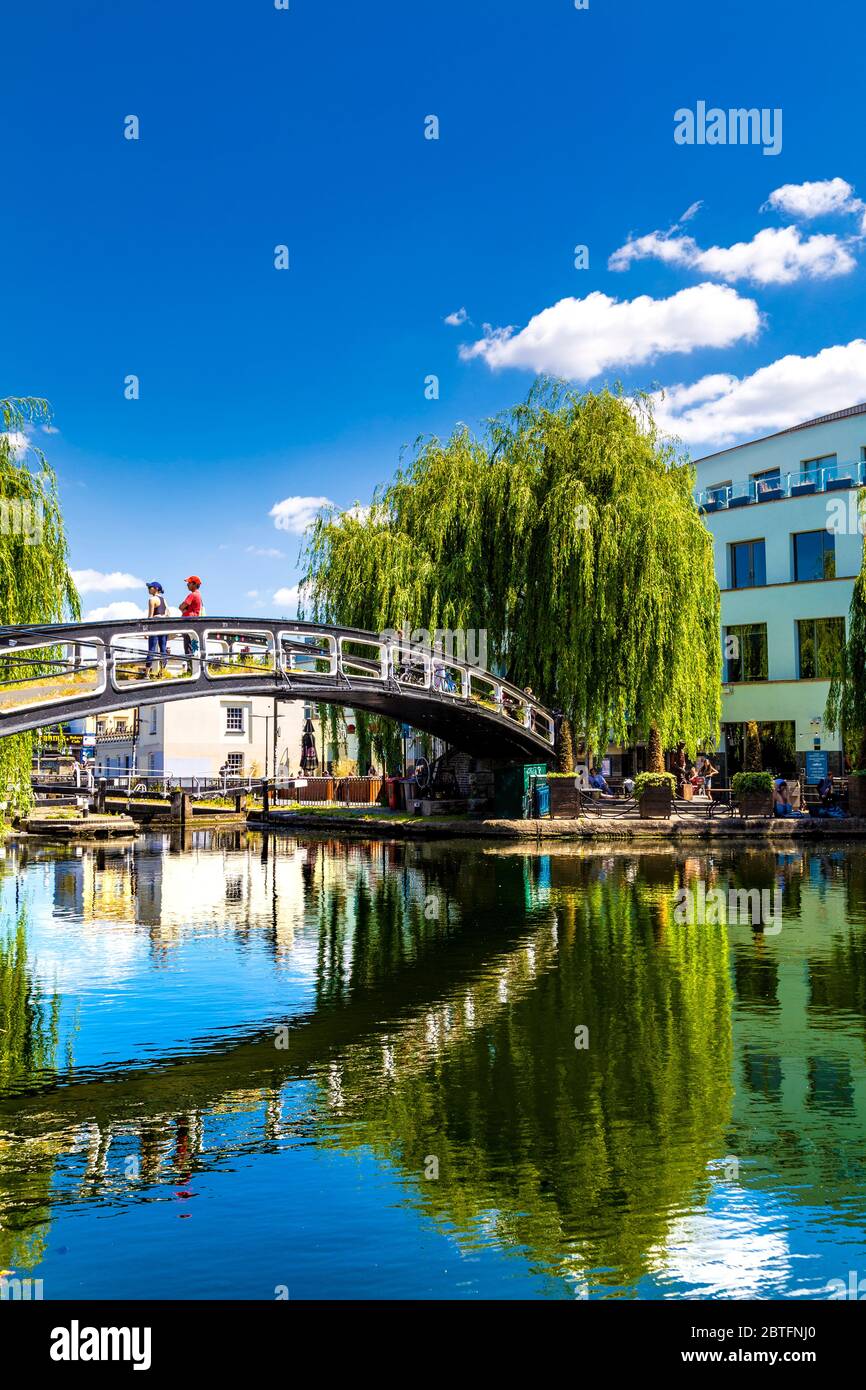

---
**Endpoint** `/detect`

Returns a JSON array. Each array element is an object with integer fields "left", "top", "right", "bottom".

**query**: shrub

[
  {"left": 732, "top": 771, "right": 774, "bottom": 795},
  {"left": 634, "top": 772, "right": 675, "bottom": 797}
]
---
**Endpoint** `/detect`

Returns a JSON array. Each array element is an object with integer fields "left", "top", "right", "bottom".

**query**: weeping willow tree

[
  {"left": 826, "top": 489, "right": 866, "bottom": 767},
  {"left": 1, "top": 396, "right": 80, "bottom": 811},
  {"left": 302, "top": 380, "right": 720, "bottom": 760}
]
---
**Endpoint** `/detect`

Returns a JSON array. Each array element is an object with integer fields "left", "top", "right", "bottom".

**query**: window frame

[
  {"left": 729, "top": 537, "right": 766, "bottom": 590},
  {"left": 796, "top": 616, "right": 846, "bottom": 680},
  {"left": 724, "top": 622, "right": 769, "bottom": 683},
  {"left": 792, "top": 529, "right": 836, "bottom": 583},
  {"left": 225, "top": 705, "right": 245, "bottom": 734}
]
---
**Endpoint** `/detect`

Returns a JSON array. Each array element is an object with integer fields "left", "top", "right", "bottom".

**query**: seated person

[
  {"left": 622, "top": 775, "right": 636, "bottom": 797},
  {"left": 817, "top": 773, "right": 834, "bottom": 806},
  {"left": 773, "top": 779, "right": 807, "bottom": 818},
  {"left": 588, "top": 768, "right": 612, "bottom": 795}
]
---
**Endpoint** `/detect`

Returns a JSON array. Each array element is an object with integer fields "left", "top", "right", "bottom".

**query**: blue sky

[{"left": 2, "top": 0, "right": 864, "bottom": 619}]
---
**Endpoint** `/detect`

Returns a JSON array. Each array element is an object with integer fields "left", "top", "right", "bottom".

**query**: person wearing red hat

[{"left": 179, "top": 576, "right": 203, "bottom": 659}]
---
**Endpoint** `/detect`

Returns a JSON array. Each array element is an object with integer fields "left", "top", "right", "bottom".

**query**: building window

[
  {"left": 226, "top": 752, "right": 244, "bottom": 774},
  {"left": 801, "top": 453, "right": 837, "bottom": 483},
  {"left": 226, "top": 706, "right": 244, "bottom": 733},
  {"left": 751, "top": 467, "right": 781, "bottom": 501},
  {"left": 706, "top": 480, "right": 731, "bottom": 506},
  {"left": 797, "top": 617, "right": 845, "bottom": 679},
  {"left": 149, "top": 707, "right": 158, "bottom": 734},
  {"left": 793, "top": 530, "right": 835, "bottom": 582},
  {"left": 725, "top": 624, "right": 768, "bottom": 682},
  {"left": 729, "top": 539, "right": 766, "bottom": 589}
]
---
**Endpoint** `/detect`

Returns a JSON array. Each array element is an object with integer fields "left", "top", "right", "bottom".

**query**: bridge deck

[{"left": 0, "top": 617, "right": 557, "bottom": 763}]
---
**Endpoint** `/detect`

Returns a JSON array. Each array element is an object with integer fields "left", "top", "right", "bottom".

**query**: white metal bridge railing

[{"left": 0, "top": 620, "right": 557, "bottom": 749}]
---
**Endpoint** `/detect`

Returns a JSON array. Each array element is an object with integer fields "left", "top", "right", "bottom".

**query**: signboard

[
  {"left": 805, "top": 751, "right": 828, "bottom": 784},
  {"left": 293, "top": 779, "right": 308, "bottom": 788},
  {"left": 39, "top": 729, "right": 84, "bottom": 750}
]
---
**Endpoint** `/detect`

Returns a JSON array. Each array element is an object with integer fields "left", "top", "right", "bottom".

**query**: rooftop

[{"left": 695, "top": 402, "right": 866, "bottom": 465}]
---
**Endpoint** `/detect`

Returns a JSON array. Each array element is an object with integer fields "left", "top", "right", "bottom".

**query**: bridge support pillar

[
  {"left": 96, "top": 779, "right": 107, "bottom": 814},
  {"left": 170, "top": 789, "right": 192, "bottom": 826}
]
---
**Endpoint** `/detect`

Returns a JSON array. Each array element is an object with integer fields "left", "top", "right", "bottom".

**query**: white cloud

[
  {"left": 763, "top": 176, "right": 865, "bottom": 224},
  {"left": 273, "top": 585, "right": 302, "bottom": 613},
  {"left": 41, "top": 423, "right": 60, "bottom": 435},
  {"left": 444, "top": 306, "right": 469, "bottom": 326},
  {"left": 72, "top": 569, "right": 145, "bottom": 594},
  {"left": 85, "top": 601, "right": 147, "bottom": 622},
  {"left": 653, "top": 339, "right": 866, "bottom": 448},
  {"left": 246, "top": 545, "right": 285, "bottom": 558},
  {"left": 1, "top": 430, "right": 30, "bottom": 458},
  {"left": 678, "top": 200, "right": 703, "bottom": 224},
  {"left": 269, "top": 495, "right": 333, "bottom": 534},
  {"left": 609, "top": 225, "right": 856, "bottom": 285},
  {"left": 459, "top": 283, "right": 760, "bottom": 381}
]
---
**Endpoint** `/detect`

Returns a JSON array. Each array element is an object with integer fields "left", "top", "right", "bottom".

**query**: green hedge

[
  {"left": 732, "top": 771, "right": 774, "bottom": 795},
  {"left": 634, "top": 772, "right": 675, "bottom": 797}
]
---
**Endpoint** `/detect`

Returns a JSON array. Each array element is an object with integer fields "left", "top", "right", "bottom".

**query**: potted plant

[
  {"left": 848, "top": 770, "right": 866, "bottom": 816},
  {"left": 546, "top": 772, "right": 583, "bottom": 818},
  {"left": 732, "top": 771, "right": 774, "bottom": 817},
  {"left": 634, "top": 772, "right": 675, "bottom": 819}
]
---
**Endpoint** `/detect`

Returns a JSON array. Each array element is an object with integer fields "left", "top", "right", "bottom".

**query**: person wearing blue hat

[{"left": 144, "top": 581, "right": 168, "bottom": 677}]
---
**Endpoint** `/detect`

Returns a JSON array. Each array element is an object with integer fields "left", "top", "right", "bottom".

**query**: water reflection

[{"left": 1, "top": 834, "right": 865, "bottom": 1298}]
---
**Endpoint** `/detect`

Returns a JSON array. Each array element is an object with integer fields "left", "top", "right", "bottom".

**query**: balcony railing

[{"left": 697, "top": 460, "right": 866, "bottom": 512}]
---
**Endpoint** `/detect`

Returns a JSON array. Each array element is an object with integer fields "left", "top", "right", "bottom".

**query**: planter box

[
  {"left": 638, "top": 787, "right": 672, "bottom": 819},
  {"left": 738, "top": 791, "right": 773, "bottom": 817},
  {"left": 548, "top": 779, "right": 582, "bottom": 818},
  {"left": 848, "top": 778, "right": 866, "bottom": 816}
]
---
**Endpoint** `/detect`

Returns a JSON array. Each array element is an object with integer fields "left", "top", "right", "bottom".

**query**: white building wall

[{"left": 147, "top": 695, "right": 304, "bottom": 778}]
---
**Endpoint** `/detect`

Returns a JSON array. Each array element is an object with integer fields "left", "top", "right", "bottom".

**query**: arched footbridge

[{"left": 0, "top": 618, "right": 557, "bottom": 762}]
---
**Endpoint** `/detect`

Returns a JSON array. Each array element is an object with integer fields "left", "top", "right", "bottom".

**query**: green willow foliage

[
  {"left": 302, "top": 381, "right": 721, "bottom": 754},
  {"left": 1, "top": 396, "right": 80, "bottom": 810},
  {"left": 826, "top": 489, "right": 866, "bottom": 766}
]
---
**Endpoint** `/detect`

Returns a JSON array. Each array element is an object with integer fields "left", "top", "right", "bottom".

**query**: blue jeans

[{"left": 146, "top": 635, "right": 167, "bottom": 669}]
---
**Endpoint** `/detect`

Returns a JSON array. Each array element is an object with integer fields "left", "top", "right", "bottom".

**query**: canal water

[{"left": 1, "top": 831, "right": 865, "bottom": 1300}]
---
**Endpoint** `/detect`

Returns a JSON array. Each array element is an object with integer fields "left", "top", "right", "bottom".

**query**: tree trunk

[
  {"left": 557, "top": 717, "right": 575, "bottom": 773},
  {"left": 745, "top": 720, "right": 763, "bottom": 771},
  {"left": 647, "top": 724, "right": 664, "bottom": 773}
]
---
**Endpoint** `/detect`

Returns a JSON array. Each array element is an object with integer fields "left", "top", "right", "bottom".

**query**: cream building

[
  {"left": 694, "top": 402, "right": 866, "bottom": 780},
  {"left": 95, "top": 694, "right": 306, "bottom": 781}
]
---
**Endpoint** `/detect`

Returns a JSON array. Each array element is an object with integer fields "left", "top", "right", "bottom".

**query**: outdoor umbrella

[{"left": 301, "top": 718, "right": 318, "bottom": 773}]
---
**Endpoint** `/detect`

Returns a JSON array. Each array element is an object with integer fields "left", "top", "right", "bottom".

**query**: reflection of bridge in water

[
  {"left": 3, "top": 838, "right": 866, "bottom": 1296},
  {"left": 0, "top": 618, "right": 557, "bottom": 761}
]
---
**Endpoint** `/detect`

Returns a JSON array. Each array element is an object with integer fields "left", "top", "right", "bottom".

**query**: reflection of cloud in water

[
  {"left": 28, "top": 921, "right": 142, "bottom": 997},
  {"left": 650, "top": 1184, "right": 791, "bottom": 1297}
]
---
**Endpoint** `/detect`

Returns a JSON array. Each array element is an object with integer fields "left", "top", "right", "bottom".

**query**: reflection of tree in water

[
  {"left": 312, "top": 857, "right": 734, "bottom": 1294},
  {"left": 0, "top": 909, "right": 64, "bottom": 1275},
  {"left": 0, "top": 911, "right": 62, "bottom": 1094},
  {"left": 308, "top": 838, "right": 522, "bottom": 1009}
]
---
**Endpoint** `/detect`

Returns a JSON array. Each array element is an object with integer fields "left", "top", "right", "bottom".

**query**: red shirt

[{"left": 180, "top": 590, "right": 202, "bottom": 617}]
